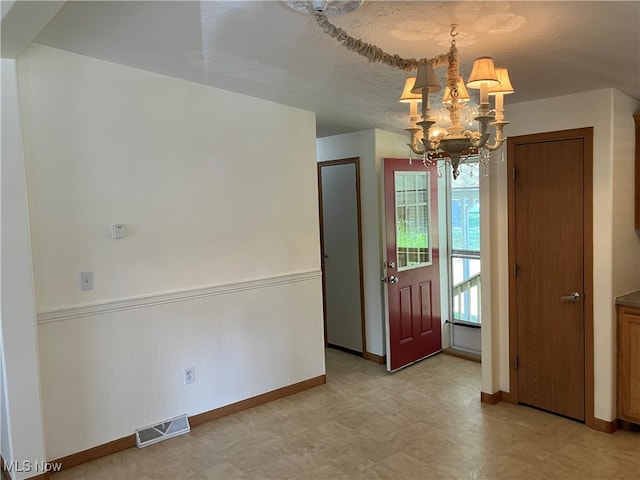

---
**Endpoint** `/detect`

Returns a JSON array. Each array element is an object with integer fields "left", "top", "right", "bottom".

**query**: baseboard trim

[
  {"left": 52, "top": 435, "right": 136, "bottom": 472},
  {"left": 51, "top": 374, "right": 326, "bottom": 473},
  {"left": 480, "top": 390, "right": 503, "bottom": 405},
  {"left": 190, "top": 375, "right": 326, "bottom": 428},
  {"left": 586, "top": 416, "right": 619, "bottom": 434},
  {"left": 443, "top": 348, "right": 481, "bottom": 363},
  {"left": 480, "top": 390, "right": 516, "bottom": 405},
  {"left": 362, "top": 351, "right": 386, "bottom": 364}
]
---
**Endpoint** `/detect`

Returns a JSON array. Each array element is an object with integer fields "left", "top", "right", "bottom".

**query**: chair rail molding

[{"left": 37, "top": 270, "right": 322, "bottom": 324}]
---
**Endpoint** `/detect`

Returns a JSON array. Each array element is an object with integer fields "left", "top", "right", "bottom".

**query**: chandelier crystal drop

[{"left": 301, "top": 2, "right": 514, "bottom": 179}]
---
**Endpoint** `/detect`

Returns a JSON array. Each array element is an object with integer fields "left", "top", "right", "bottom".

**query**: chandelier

[
  {"left": 399, "top": 27, "right": 514, "bottom": 178},
  {"left": 287, "top": 1, "right": 515, "bottom": 179}
]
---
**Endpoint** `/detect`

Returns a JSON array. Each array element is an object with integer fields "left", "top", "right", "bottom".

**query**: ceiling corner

[{"left": 1, "top": 0, "right": 66, "bottom": 58}]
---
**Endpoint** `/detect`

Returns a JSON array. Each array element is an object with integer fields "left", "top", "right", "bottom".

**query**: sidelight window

[{"left": 449, "top": 162, "right": 481, "bottom": 325}]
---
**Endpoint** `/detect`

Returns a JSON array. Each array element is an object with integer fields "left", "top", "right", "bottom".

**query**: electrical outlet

[{"left": 184, "top": 367, "right": 195, "bottom": 385}]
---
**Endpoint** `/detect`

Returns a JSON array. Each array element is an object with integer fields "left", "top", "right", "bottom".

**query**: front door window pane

[{"left": 395, "top": 171, "right": 431, "bottom": 270}]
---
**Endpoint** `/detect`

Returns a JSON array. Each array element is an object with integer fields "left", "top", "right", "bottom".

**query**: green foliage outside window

[{"left": 397, "top": 221, "right": 428, "bottom": 248}]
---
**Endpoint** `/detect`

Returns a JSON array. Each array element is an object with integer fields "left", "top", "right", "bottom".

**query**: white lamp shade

[
  {"left": 399, "top": 77, "right": 422, "bottom": 102},
  {"left": 488, "top": 67, "right": 515, "bottom": 95},
  {"left": 442, "top": 77, "right": 471, "bottom": 103},
  {"left": 466, "top": 57, "right": 500, "bottom": 89},
  {"left": 411, "top": 62, "right": 442, "bottom": 93}
]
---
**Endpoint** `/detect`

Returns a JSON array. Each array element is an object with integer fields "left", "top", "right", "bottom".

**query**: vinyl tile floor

[{"left": 53, "top": 348, "right": 640, "bottom": 479}]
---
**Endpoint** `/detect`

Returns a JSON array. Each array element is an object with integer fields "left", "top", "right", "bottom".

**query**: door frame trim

[
  {"left": 317, "top": 158, "right": 367, "bottom": 356},
  {"left": 507, "top": 127, "right": 595, "bottom": 427}
]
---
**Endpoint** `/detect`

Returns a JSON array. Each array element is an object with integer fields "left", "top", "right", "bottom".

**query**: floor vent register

[{"left": 135, "top": 414, "right": 190, "bottom": 448}]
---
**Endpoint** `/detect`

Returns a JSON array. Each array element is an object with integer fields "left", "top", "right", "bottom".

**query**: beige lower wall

[{"left": 38, "top": 274, "right": 324, "bottom": 459}]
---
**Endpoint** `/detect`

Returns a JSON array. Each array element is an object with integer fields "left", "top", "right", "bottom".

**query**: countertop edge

[{"left": 616, "top": 290, "right": 640, "bottom": 307}]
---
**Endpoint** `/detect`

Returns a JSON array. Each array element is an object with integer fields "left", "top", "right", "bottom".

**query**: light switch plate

[{"left": 81, "top": 271, "right": 94, "bottom": 291}]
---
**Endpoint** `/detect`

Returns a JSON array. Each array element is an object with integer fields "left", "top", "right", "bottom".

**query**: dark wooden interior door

[
  {"left": 384, "top": 158, "right": 441, "bottom": 371},
  {"left": 512, "top": 137, "right": 586, "bottom": 421}
]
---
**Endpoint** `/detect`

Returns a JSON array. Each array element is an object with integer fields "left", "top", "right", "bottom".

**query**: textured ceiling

[{"left": 27, "top": 1, "right": 640, "bottom": 137}]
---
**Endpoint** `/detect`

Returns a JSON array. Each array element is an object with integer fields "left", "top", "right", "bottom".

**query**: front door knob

[{"left": 388, "top": 275, "right": 399, "bottom": 284}]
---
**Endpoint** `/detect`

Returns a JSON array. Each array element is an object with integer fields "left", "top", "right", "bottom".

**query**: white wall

[
  {"left": 317, "top": 129, "right": 408, "bottom": 356},
  {"left": 17, "top": 44, "right": 325, "bottom": 459},
  {"left": 487, "top": 88, "right": 640, "bottom": 421},
  {"left": 20, "top": 47, "right": 321, "bottom": 309},
  {"left": 1, "top": 58, "right": 48, "bottom": 480},
  {"left": 481, "top": 150, "right": 509, "bottom": 394}
]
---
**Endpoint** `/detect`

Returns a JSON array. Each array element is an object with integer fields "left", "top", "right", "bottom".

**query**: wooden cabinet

[
  {"left": 618, "top": 304, "right": 640, "bottom": 424},
  {"left": 635, "top": 113, "right": 640, "bottom": 229}
]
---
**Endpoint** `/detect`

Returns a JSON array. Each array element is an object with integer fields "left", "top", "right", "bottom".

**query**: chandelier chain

[
  {"left": 449, "top": 24, "right": 458, "bottom": 46},
  {"left": 313, "top": 10, "right": 449, "bottom": 71}
]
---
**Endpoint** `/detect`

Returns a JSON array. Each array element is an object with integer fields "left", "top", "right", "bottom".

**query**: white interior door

[{"left": 319, "top": 160, "right": 363, "bottom": 353}]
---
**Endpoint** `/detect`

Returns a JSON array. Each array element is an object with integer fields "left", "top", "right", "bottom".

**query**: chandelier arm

[
  {"left": 484, "top": 140, "right": 505, "bottom": 151},
  {"left": 312, "top": 11, "right": 448, "bottom": 72},
  {"left": 406, "top": 127, "right": 425, "bottom": 154},
  {"left": 483, "top": 122, "right": 508, "bottom": 151},
  {"left": 408, "top": 142, "right": 426, "bottom": 155},
  {"left": 484, "top": 136, "right": 507, "bottom": 151}
]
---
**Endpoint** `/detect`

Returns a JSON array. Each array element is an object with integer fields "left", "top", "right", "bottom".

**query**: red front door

[{"left": 384, "top": 158, "right": 441, "bottom": 371}]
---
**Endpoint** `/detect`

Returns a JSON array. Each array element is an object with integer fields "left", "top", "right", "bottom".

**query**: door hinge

[
  {"left": 514, "top": 263, "right": 518, "bottom": 277},
  {"left": 514, "top": 356, "right": 519, "bottom": 370}
]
